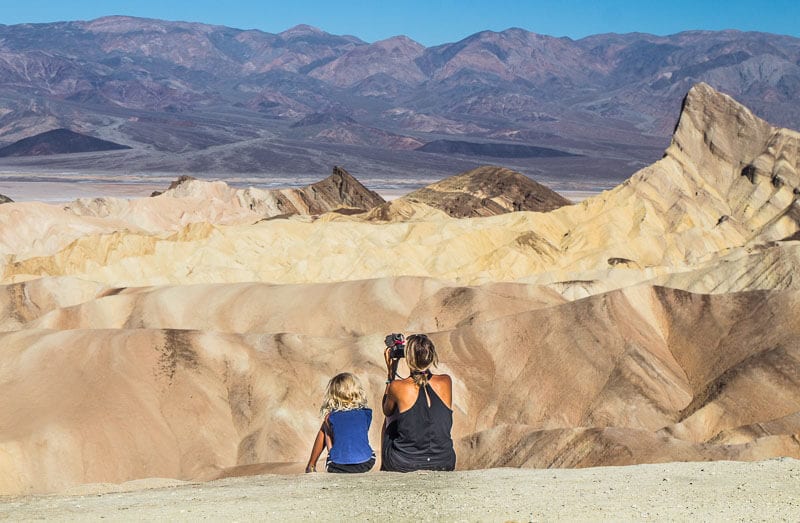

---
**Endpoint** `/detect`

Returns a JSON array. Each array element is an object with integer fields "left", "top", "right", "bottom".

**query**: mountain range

[{"left": 1, "top": 17, "right": 800, "bottom": 189}]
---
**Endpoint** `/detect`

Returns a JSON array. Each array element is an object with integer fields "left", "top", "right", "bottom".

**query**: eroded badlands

[{"left": 1, "top": 83, "right": 799, "bottom": 496}]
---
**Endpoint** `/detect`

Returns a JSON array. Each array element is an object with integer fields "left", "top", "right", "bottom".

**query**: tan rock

[
  {"left": 367, "top": 165, "right": 572, "bottom": 219},
  {"left": 1, "top": 284, "right": 799, "bottom": 494}
]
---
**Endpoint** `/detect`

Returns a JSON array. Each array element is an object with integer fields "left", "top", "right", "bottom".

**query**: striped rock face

[{"left": 1, "top": 83, "right": 800, "bottom": 495}]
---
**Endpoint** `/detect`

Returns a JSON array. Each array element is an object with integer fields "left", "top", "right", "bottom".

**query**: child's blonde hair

[{"left": 320, "top": 372, "right": 369, "bottom": 416}]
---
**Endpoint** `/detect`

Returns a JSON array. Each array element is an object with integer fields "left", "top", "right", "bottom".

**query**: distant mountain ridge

[{"left": 1, "top": 16, "right": 799, "bottom": 183}]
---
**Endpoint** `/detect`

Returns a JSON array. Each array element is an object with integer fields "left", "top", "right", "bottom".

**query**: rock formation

[
  {"left": 149, "top": 175, "right": 197, "bottom": 196},
  {"left": 372, "top": 165, "right": 573, "bottom": 219},
  {"left": 153, "top": 165, "right": 386, "bottom": 217},
  {"left": 0, "top": 83, "right": 799, "bottom": 495},
  {"left": 52, "top": 166, "right": 384, "bottom": 239}
]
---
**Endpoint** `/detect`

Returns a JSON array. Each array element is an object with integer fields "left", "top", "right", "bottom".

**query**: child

[{"left": 305, "top": 372, "right": 376, "bottom": 473}]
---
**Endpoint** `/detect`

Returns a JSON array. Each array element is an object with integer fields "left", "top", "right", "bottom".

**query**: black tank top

[{"left": 381, "top": 382, "right": 456, "bottom": 472}]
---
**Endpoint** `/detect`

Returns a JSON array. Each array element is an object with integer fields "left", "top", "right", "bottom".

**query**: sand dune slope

[{"left": 1, "top": 282, "right": 799, "bottom": 494}]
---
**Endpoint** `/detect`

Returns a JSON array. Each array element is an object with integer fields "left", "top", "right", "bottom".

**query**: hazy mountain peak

[
  {"left": 279, "top": 24, "right": 325, "bottom": 37},
  {"left": 307, "top": 32, "right": 425, "bottom": 86},
  {"left": 82, "top": 15, "right": 174, "bottom": 33},
  {"left": 498, "top": 26, "right": 537, "bottom": 37},
  {"left": 373, "top": 34, "right": 424, "bottom": 50},
  {"left": 275, "top": 23, "right": 365, "bottom": 46}
]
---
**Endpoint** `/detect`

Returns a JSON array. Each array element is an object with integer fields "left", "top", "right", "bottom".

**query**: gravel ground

[{"left": 1, "top": 459, "right": 799, "bottom": 521}]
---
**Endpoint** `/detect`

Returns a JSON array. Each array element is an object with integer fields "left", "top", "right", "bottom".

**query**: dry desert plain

[{"left": 1, "top": 83, "right": 800, "bottom": 519}]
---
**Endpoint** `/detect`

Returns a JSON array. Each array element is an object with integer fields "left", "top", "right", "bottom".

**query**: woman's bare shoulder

[
  {"left": 431, "top": 373, "right": 452, "bottom": 384},
  {"left": 389, "top": 377, "right": 416, "bottom": 392},
  {"left": 430, "top": 374, "right": 452, "bottom": 394}
]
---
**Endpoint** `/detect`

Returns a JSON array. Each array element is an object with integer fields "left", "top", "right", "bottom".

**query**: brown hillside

[{"left": 369, "top": 165, "right": 571, "bottom": 219}]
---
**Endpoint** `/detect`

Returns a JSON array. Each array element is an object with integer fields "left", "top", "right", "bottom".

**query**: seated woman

[{"left": 381, "top": 334, "right": 456, "bottom": 472}]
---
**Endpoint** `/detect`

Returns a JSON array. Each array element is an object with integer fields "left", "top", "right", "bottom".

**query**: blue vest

[{"left": 328, "top": 408, "right": 374, "bottom": 465}]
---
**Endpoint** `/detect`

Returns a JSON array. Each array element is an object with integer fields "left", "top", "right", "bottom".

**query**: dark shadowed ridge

[
  {"left": 0, "top": 129, "right": 131, "bottom": 157},
  {"left": 290, "top": 112, "right": 357, "bottom": 128},
  {"left": 416, "top": 139, "right": 578, "bottom": 158}
]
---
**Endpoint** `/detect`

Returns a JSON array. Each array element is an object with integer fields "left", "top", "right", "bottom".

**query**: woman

[{"left": 381, "top": 334, "right": 456, "bottom": 472}]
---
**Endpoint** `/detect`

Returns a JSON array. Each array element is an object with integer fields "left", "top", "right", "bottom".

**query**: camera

[{"left": 384, "top": 333, "right": 406, "bottom": 359}]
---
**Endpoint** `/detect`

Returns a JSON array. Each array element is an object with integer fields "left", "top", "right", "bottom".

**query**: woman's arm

[
  {"left": 305, "top": 422, "right": 327, "bottom": 473},
  {"left": 382, "top": 382, "right": 398, "bottom": 416},
  {"left": 382, "top": 348, "right": 398, "bottom": 416}
]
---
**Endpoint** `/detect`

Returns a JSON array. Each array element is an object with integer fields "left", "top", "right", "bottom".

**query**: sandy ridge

[{"left": 1, "top": 460, "right": 798, "bottom": 521}]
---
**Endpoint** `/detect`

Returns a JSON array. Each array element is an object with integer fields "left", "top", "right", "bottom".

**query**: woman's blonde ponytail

[{"left": 406, "top": 334, "right": 438, "bottom": 387}]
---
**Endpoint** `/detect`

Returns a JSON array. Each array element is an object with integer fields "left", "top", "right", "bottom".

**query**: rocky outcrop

[
  {"left": 150, "top": 175, "right": 197, "bottom": 196},
  {"left": 370, "top": 165, "right": 572, "bottom": 219},
  {"left": 299, "top": 166, "right": 386, "bottom": 212},
  {"left": 162, "top": 165, "right": 385, "bottom": 217},
  {"left": 0, "top": 194, "right": 12, "bottom": 204},
  {"left": 0, "top": 167, "right": 386, "bottom": 267},
  {"left": 53, "top": 166, "right": 384, "bottom": 235}
]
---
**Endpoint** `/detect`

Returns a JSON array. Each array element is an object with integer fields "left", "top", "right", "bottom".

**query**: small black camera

[{"left": 384, "top": 333, "right": 406, "bottom": 359}]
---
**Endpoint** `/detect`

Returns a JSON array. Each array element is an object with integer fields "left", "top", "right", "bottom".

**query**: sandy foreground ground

[{"left": 1, "top": 459, "right": 798, "bottom": 521}]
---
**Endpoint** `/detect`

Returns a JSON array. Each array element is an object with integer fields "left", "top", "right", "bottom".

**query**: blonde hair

[
  {"left": 405, "top": 334, "right": 438, "bottom": 387},
  {"left": 320, "top": 372, "right": 369, "bottom": 416}
]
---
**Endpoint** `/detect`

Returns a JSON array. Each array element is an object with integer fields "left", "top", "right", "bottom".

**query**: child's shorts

[{"left": 326, "top": 453, "right": 376, "bottom": 473}]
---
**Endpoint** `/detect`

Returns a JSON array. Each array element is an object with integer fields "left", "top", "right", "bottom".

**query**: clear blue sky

[{"left": 1, "top": 0, "right": 798, "bottom": 45}]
